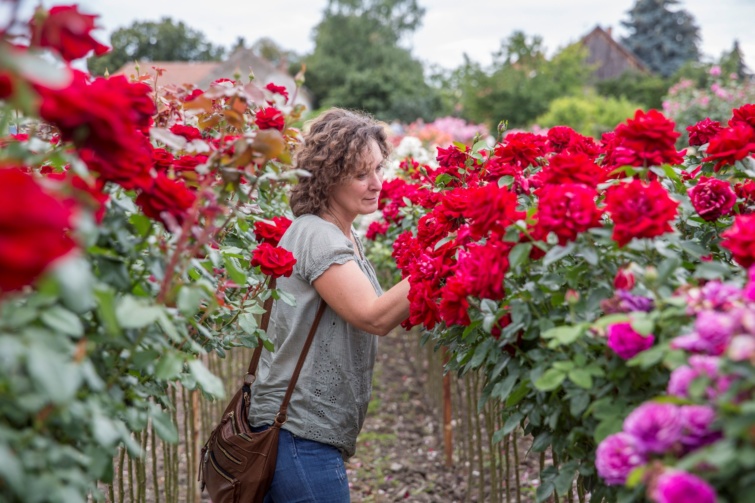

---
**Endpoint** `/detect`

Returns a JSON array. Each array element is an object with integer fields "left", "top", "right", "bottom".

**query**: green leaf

[
  {"left": 594, "top": 417, "right": 623, "bottom": 443},
  {"left": 625, "top": 465, "right": 647, "bottom": 488},
  {"left": 531, "top": 431, "right": 552, "bottom": 452},
  {"left": 506, "top": 381, "right": 531, "bottom": 407},
  {"left": 151, "top": 408, "right": 179, "bottom": 444},
  {"left": 592, "top": 313, "right": 630, "bottom": 329},
  {"left": 543, "top": 242, "right": 575, "bottom": 266},
  {"left": 627, "top": 345, "right": 665, "bottom": 368},
  {"left": 534, "top": 368, "right": 566, "bottom": 392},
  {"left": 224, "top": 255, "right": 248, "bottom": 286},
  {"left": 508, "top": 243, "right": 532, "bottom": 269},
  {"left": 554, "top": 461, "right": 578, "bottom": 496},
  {"left": 155, "top": 352, "right": 185, "bottom": 380},
  {"left": 629, "top": 314, "right": 654, "bottom": 336},
  {"left": 568, "top": 368, "right": 594, "bottom": 389},
  {"left": 491, "top": 374, "right": 519, "bottom": 401},
  {"left": 26, "top": 346, "right": 81, "bottom": 404},
  {"left": 94, "top": 287, "right": 121, "bottom": 337},
  {"left": 578, "top": 247, "right": 598, "bottom": 266},
  {"left": 115, "top": 296, "right": 162, "bottom": 329},
  {"left": 238, "top": 312, "right": 259, "bottom": 335},
  {"left": 541, "top": 324, "right": 585, "bottom": 345},
  {"left": 469, "top": 338, "right": 494, "bottom": 369},
  {"left": 188, "top": 359, "right": 225, "bottom": 398},
  {"left": 0, "top": 445, "right": 23, "bottom": 493},
  {"left": 177, "top": 286, "right": 204, "bottom": 317},
  {"left": 536, "top": 480, "right": 555, "bottom": 503},
  {"left": 552, "top": 360, "right": 575, "bottom": 372},
  {"left": 502, "top": 411, "right": 524, "bottom": 435},
  {"left": 40, "top": 306, "right": 83, "bottom": 338}
]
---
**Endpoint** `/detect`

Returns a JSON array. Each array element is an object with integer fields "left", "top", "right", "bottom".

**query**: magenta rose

[
  {"left": 595, "top": 432, "right": 646, "bottom": 485},
  {"left": 623, "top": 402, "right": 683, "bottom": 454},
  {"left": 650, "top": 471, "right": 717, "bottom": 503},
  {"left": 688, "top": 176, "right": 736, "bottom": 221},
  {"left": 679, "top": 405, "right": 721, "bottom": 451},
  {"left": 606, "top": 322, "right": 655, "bottom": 359}
]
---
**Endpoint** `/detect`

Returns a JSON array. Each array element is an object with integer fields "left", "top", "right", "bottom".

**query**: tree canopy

[
  {"left": 87, "top": 18, "right": 225, "bottom": 76},
  {"left": 304, "top": 0, "right": 441, "bottom": 122},
  {"left": 621, "top": 0, "right": 700, "bottom": 77}
]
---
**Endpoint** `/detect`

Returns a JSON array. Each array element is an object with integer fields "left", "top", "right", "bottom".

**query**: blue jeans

[{"left": 254, "top": 426, "right": 350, "bottom": 502}]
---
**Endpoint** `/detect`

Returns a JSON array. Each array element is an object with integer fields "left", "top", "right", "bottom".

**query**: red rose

[
  {"left": 494, "top": 132, "right": 547, "bottom": 169},
  {"left": 254, "top": 107, "right": 285, "bottom": 131},
  {"left": 265, "top": 83, "right": 289, "bottom": 102},
  {"left": 463, "top": 183, "right": 524, "bottom": 239},
  {"left": 687, "top": 118, "right": 722, "bottom": 147},
  {"left": 533, "top": 183, "right": 603, "bottom": 245},
  {"left": 539, "top": 152, "right": 606, "bottom": 188},
  {"left": 456, "top": 239, "right": 511, "bottom": 300},
  {"left": 152, "top": 148, "right": 175, "bottom": 171},
  {"left": 407, "top": 278, "right": 441, "bottom": 329},
  {"left": 602, "top": 109, "right": 684, "bottom": 168},
  {"left": 392, "top": 231, "right": 421, "bottom": 276},
  {"left": 729, "top": 104, "right": 755, "bottom": 129},
  {"left": 250, "top": 242, "right": 296, "bottom": 278},
  {"left": 546, "top": 126, "right": 574, "bottom": 153},
  {"left": 169, "top": 124, "right": 202, "bottom": 141},
  {"left": 173, "top": 154, "right": 209, "bottom": 173},
  {"left": 0, "top": 168, "right": 76, "bottom": 293},
  {"left": 78, "top": 137, "right": 154, "bottom": 190},
  {"left": 605, "top": 179, "right": 679, "bottom": 247},
  {"left": 365, "top": 220, "right": 389, "bottom": 240},
  {"left": 438, "top": 276, "right": 471, "bottom": 326},
  {"left": 702, "top": 124, "right": 755, "bottom": 171},
  {"left": 0, "top": 72, "right": 13, "bottom": 99},
  {"left": 135, "top": 174, "right": 196, "bottom": 227},
  {"left": 688, "top": 176, "right": 736, "bottom": 221},
  {"left": 614, "top": 268, "right": 635, "bottom": 290},
  {"left": 253, "top": 216, "right": 292, "bottom": 246},
  {"left": 29, "top": 5, "right": 109, "bottom": 62},
  {"left": 735, "top": 180, "right": 755, "bottom": 213},
  {"left": 436, "top": 145, "right": 468, "bottom": 169},
  {"left": 721, "top": 215, "right": 755, "bottom": 267}
]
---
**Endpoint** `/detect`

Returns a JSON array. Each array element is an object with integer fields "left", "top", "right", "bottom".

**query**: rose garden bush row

[
  {"left": 365, "top": 109, "right": 755, "bottom": 502},
  {"left": 0, "top": 5, "right": 302, "bottom": 502}
]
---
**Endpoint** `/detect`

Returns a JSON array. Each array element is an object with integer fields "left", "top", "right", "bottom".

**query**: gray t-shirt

[{"left": 248, "top": 214, "right": 383, "bottom": 459}]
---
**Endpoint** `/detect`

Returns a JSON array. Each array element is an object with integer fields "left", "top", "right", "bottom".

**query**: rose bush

[
  {"left": 365, "top": 103, "right": 755, "bottom": 501},
  {"left": 0, "top": 4, "right": 306, "bottom": 501}
]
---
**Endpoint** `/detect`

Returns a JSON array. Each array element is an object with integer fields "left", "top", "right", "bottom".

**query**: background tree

[
  {"left": 305, "top": 0, "right": 441, "bottom": 122},
  {"left": 457, "top": 32, "right": 591, "bottom": 129},
  {"left": 719, "top": 40, "right": 749, "bottom": 80},
  {"left": 621, "top": 0, "right": 700, "bottom": 77},
  {"left": 595, "top": 71, "right": 669, "bottom": 109},
  {"left": 87, "top": 18, "right": 225, "bottom": 76}
]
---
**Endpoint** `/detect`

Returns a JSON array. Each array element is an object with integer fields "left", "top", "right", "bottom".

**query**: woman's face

[{"left": 329, "top": 140, "right": 385, "bottom": 218}]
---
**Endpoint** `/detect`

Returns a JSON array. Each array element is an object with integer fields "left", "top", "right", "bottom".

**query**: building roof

[
  {"left": 113, "top": 61, "right": 219, "bottom": 88},
  {"left": 581, "top": 26, "right": 650, "bottom": 75}
]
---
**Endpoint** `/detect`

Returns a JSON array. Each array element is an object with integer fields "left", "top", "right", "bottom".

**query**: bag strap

[{"left": 243, "top": 277, "right": 327, "bottom": 425}]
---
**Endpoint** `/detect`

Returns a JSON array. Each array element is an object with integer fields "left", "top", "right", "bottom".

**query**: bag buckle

[
  {"left": 274, "top": 412, "right": 287, "bottom": 425},
  {"left": 244, "top": 373, "right": 256, "bottom": 386}
]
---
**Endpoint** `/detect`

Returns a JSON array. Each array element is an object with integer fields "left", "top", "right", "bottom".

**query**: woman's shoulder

[{"left": 283, "top": 214, "right": 351, "bottom": 246}]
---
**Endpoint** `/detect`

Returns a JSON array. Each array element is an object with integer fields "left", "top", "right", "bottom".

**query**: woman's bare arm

[{"left": 313, "top": 261, "right": 410, "bottom": 336}]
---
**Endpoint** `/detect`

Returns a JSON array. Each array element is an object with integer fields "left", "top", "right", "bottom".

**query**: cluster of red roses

[
  {"left": 372, "top": 107, "right": 755, "bottom": 330},
  {"left": 251, "top": 217, "right": 295, "bottom": 278}
]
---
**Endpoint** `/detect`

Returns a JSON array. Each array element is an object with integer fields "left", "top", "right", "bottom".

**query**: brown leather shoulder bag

[{"left": 198, "top": 280, "right": 326, "bottom": 503}]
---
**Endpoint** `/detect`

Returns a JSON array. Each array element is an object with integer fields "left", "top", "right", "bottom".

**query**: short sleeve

[{"left": 280, "top": 215, "right": 356, "bottom": 284}]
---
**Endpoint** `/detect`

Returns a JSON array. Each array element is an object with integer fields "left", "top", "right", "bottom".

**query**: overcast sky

[{"left": 22, "top": 0, "right": 755, "bottom": 71}]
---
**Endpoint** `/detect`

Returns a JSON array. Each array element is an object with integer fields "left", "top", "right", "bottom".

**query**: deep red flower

[
  {"left": 152, "top": 148, "right": 175, "bottom": 171},
  {"left": 463, "top": 184, "right": 524, "bottom": 239},
  {"left": 735, "top": 180, "right": 755, "bottom": 214},
  {"left": 78, "top": 140, "right": 153, "bottom": 191},
  {"left": 250, "top": 242, "right": 296, "bottom": 278},
  {"left": 532, "top": 183, "right": 603, "bottom": 245},
  {"left": 417, "top": 206, "right": 457, "bottom": 249},
  {"left": 173, "top": 154, "right": 209, "bottom": 173},
  {"left": 703, "top": 124, "right": 755, "bottom": 171},
  {"left": 614, "top": 268, "right": 635, "bottom": 290},
  {"left": 436, "top": 145, "right": 468, "bottom": 169},
  {"left": 135, "top": 174, "right": 196, "bottom": 227},
  {"left": 365, "top": 220, "right": 389, "bottom": 240},
  {"left": 688, "top": 176, "right": 736, "bottom": 221},
  {"left": 721, "top": 214, "right": 755, "bottom": 268},
  {"left": 538, "top": 152, "right": 606, "bottom": 188},
  {"left": 0, "top": 72, "right": 13, "bottom": 99},
  {"left": 602, "top": 109, "right": 684, "bottom": 168},
  {"left": 605, "top": 179, "right": 679, "bottom": 247},
  {"left": 546, "top": 126, "right": 574, "bottom": 153},
  {"left": 253, "top": 216, "right": 292, "bottom": 246},
  {"left": 184, "top": 89, "right": 204, "bottom": 102},
  {"left": 0, "top": 168, "right": 76, "bottom": 293},
  {"left": 392, "top": 231, "right": 422, "bottom": 277},
  {"left": 729, "top": 104, "right": 755, "bottom": 129},
  {"left": 254, "top": 107, "right": 285, "bottom": 131},
  {"left": 265, "top": 83, "right": 289, "bottom": 102},
  {"left": 407, "top": 278, "right": 441, "bottom": 329},
  {"left": 169, "top": 124, "right": 202, "bottom": 141},
  {"left": 687, "top": 118, "right": 722, "bottom": 147},
  {"left": 494, "top": 132, "right": 547, "bottom": 169},
  {"left": 29, "top": 5, "right": 109, "bottom": 62},
  {"left": 456, "top": 240, "right": 511, "bottom": 300},
  {"left": 438, "top": 276, "right": 471, "bottom": 326}
]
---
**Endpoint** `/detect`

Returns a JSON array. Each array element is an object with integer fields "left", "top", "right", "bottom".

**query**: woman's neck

[{"left": 321, "top": 207, "right": 353, "bottom": 238}]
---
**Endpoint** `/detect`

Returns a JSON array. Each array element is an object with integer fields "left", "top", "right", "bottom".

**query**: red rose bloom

[
  {"left": 152, "top": 148, "right": 175, "bottom": 171},
  {"left": 365, "top": 220, "right": 389, "bottom": 240},
  {"left": 602, "top": 109, "right": 684, "bottom": 168},
  {"left": 0, "top": 168, "right": 76, "bottom": 293},
  {"left": 169, "top": 124, "right": 202, "bottom": 141},
  {"left": 0, "top": 72, "right": 13, "bottom": 99},
  {"left": 614, "top": 268, "right": 635, "bottom": 290},
  {"left": 721, "top": 214, "right": 755, "bottom": 267},
  {"left": 729, "top": 104, "right": 755, "bottom": 129},
  {"left": 605, "top": 179, "right": 679, "bottom": 247},
  {"left": 735, "top": 180, "right": 755, "bottom": 213},
  {"left": 533, "top": 184, "right": 603, "bottom": 245},
  {"left": 438, "top": 276, "right": 471, "bottom": 326},
  {"left": 173, "top": 154, "right": 209, "bottom": 173},
  {"left": 687, "top": 118, "right": 722, "bottom": 147},
  {"left": 688, "top": 176, "right": 736, "bottom": 221},
  {"left": 436, "top": 145, "right": 468, "bottom": 169},
  {"left": 392, "top": 231, "right": 421, "bottom": 276},
  {"left": 250, "top": 242, "right": 296, "bottom": 278},
  {"left": 463, "top": 183, "right": 524, "bottom": 239},
  {"left": 29, "top": 5, "right": 109, "bottom": 62},
  {"left": 48, "top": 171, "right": 109, "bottom": 223},
  {"left": 254, "top": 107, "right": 285, "bottom": 131},
  {"left": 539, "top": 152, "right": 606, "bottom": 188},
  {"left": 546, "top": 126, "right": 574, "bottom": 153},
  {"left": 253, "top": 216, "right": 292, "bottom": 246},
  {"left": 135, "top": 174, "right": 196, "bottom": 227},
  {"left": 78, "top": 136, "right": 154, "bottom": 190},
  {"left": 703, "top": 124, "right": 755, "bottom": 171},
  {"left": 494, "top": 132, "right": 547, "bottom": 169},
  {"left": 265, "top": 83, "right": 289, "bottom": 102},
  {"left": 456, "top": 240, "right": 511, "bottom": 300}
]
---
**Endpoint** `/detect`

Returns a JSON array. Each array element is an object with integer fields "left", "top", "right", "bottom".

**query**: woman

[{"left": 248, "top": 108, "right": 411, "bottom": 502}]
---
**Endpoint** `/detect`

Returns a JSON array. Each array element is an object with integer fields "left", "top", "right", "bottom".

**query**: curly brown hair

[{"left": 290, "top": 108, "right": 390, "bottom": 217}]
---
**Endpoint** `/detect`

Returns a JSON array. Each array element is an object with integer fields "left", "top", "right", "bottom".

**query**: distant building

[
  {"left": 114, "top": 48, "right": 312, "bottom": 110},
  {"left": 580, "top": 26, "right": 649, "bottom": 81}
]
